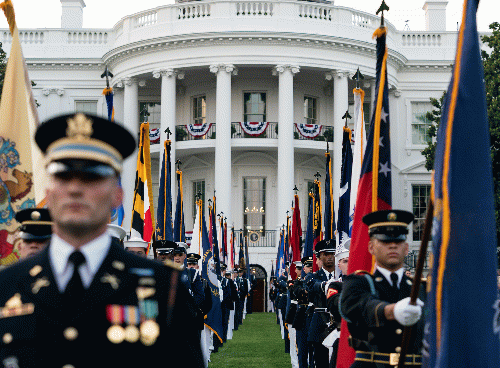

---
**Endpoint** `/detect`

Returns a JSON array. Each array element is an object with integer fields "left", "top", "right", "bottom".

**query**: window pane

[
  {"left": 412, "top": 184, "right": 431, "bottom": 241},
  {"left": 411, "top": 102, "right": 432, "bottom": 145},
  {"left": 244, "top": 93, "right": 266, "bottom": 122},
  {"left": 193, "top": 96, "right": 206, "bottom": 124},
  {"left": 75, "top": 100, "right": 98, "bottom": 115},
  {"left": 243, "top": 177, "right": 266, "bottom": 232},
  {"left": 304, "top": 96, "right": 317, "bottom": 124}
]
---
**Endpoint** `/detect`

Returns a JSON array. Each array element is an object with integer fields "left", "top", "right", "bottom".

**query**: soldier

[
  {"left": 154, "top": 239, "right": 176, "bottom": 263},
  {"left": 340, "top": 210, "right": 424, "bottom": 367},
  {"left": 0, "top": 113, "right": 203, "bottom": 367},
  {"left": 106, "top": 224, "right": 127, "bottom": 247},
  {"left": 15, "top": 208, "right": 52, "bottom": 259},
  {"left": 294, "top": 256, "right": 314, "bottom": 368},
  {"left": 123, "top": 236, "right": 148, "bottom": 257}
]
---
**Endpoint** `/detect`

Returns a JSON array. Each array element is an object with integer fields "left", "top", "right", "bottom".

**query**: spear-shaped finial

[
  {"left": 165, "top": 127, "right": 172, "bottom": 140},
  {"left": 286, "top": 210, "right": 290, "bottom": 218},
  {"left": 101, "top": 66, "right": 113, "bottom": 89},
  {"left": 293, "top": 185, "right": 299, "bottom": 195},
  {"left": 376, "top": 0, "right": 390, "bottom": 27},
  {"left": 352, "top": 67, "right": 364, "bottom": 89},
  {"left": 208, "top": 198, "right": 212, "bottom": 205},
  {"left": 314, "top": 171, "right": 321, "bottom": 180},
  {"left": 176, "top": 159, "right": 182, "bottom": 171},
  {"left": 342, "top": 110, "right": 352, "bottom": 127}
]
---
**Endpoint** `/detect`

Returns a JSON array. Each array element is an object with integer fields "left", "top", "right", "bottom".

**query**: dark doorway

[{"left": 249, "top": 264, "right": 267, "bottom": 312}]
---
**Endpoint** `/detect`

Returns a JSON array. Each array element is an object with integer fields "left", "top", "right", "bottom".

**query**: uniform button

[
  {"left": 395, "top": 347, "right": 401, "bottom": 353},
  {"left": 2, "top": 333, "right": 13, "bottom": 344},
  {"left": 62, "top": 365, "right": 75, "bottom": 368},
  {"left": 396, "top": 328, "right": 402, "bottom": 335},
  {"left": 63, "top": 327, "right": 78, "bottom": 341}
]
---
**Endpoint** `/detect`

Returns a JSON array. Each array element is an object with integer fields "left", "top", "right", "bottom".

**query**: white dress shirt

[
  {"left": 375, "top": 266, "right": 405, "bottom": 288},
  {"left": 50, "top": 232, "right": 112, "bottom": 292}
]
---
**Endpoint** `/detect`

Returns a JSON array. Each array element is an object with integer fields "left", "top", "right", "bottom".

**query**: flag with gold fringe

[
  {"left": 130, "top": 122, "right": 155, "bottom": 252},
  {"left": 0, "top": 0, "right": 43, "bottom": 266}
]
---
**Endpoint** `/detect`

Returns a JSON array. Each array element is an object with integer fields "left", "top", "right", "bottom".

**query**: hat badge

[
  {"left": 66, "top": 113, "right": 93, "bottom": 140},
  {"left": 31, "top": 211, "right": 41, "bottom": 221},
  {"left": 387, "top": 212, "right": 397, "bottom": 221}
]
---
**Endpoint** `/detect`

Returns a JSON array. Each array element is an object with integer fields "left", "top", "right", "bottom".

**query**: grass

[{"left": 208, "top": 312, "right": 291, "bottom": 368}]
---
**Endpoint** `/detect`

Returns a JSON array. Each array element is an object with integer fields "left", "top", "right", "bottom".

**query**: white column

[
  {"left": 327, "top": 70, "right": 349, "bottom": 217},
  {"left": 210, "top": 63, "right": 236, "bottom": 231},
  {"left": 122, "top": 77, "right": 139, "bottom": 231},
  {"left": 274, "top": 65, "right": 300, "bottom": 229},
  {"left": 153, "top": 68, "right": 184, "bottom": 202}
]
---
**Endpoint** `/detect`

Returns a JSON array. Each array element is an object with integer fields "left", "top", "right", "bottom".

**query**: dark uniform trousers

[
  {"left": 307, "top": 269, "right": 330, "bottom": 368},
  {"left": 0, "top": 241, "right": 204, "bottom": 368},
  {"left": 341, "top": 270, "right": 425, "bottom": 368}
]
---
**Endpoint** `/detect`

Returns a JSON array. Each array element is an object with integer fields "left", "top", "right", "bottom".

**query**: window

[
  {"left": 75, "top": 100, "right": 97, "bottom": 115},
  {"left": 244, "top": 93, "right": 266, "bottom": 122},
  {"left": 139, "top": 102, "right": 161, "bottom": 125},
  {"left": 193, "top": 95, "right": 206, "bottom": 124},
  {"left": 412, "top": 184, "right": 431, "bottom": 241},
  {"left": 243, "top": 177, "right": 266, "bottom": 233},
  {"left": 411, "top": 102, "right": 432, "bottom": 145},
  {"left": 192, "top": 180, "right": 205, "bottom": 224},
  {"left": 304, "top": 96, "right": 318, "bottom": 124}
]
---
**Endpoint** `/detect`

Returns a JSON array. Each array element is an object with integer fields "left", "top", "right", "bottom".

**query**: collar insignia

[{"left": 29, "top": 265, "right": 43, "bottom": 277}]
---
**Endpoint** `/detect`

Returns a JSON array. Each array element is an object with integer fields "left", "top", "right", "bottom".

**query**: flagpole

[{"left": 397, "top": 198, "right": 434, "bottom": 368}]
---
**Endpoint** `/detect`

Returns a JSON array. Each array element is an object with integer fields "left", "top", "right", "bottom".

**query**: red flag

[
  {"left": 312, "top": 179, "right": 322, "bottom": 272},
  {"left": 290, "top": 194, "right": 302, "bottom": 277},
  {"left": 336, "top": 26, "right": 393, "bottom": 368}
]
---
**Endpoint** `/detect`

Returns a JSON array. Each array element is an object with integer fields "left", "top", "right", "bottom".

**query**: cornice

[{"left": 26, "top": 59, "right": 104, "bottom": 70}]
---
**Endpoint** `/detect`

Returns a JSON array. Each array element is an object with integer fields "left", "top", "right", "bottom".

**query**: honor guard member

[
  {"left": 307, "top": 239, "right": 336, "bottom": 368},
  {"left": 173, "top": 243, "right": 205, "bottom": 311},
  {"left": 106, "top": 224, "right": 127, "bottom": 248},
  {"left": 15, "top": 208, "right": 52, "bottom": 259},
  {"left": 186, "top": 253, "right": 201, "bottom": 269},
  {"left": 123, "top": 236, "right": 148, "bottom": 258},
  {"left": 219, "top": 263, "right": 232, "bottom": 342},
  {"left": 154, "top": 239, "right": 176, "bottom": 263},
  {"left": 294, "top": 256, "right": 313, "bottom": 368},
  {"left": 0, "top": 113, "right": 203, "bottom": 368},
  {"left": 340, "top": 210, "right": 424, "bottom": 368}
]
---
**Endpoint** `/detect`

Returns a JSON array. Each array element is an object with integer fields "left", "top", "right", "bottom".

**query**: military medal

[
  {"left": 124, "top": 306, "right": 140, "bottom": 343},
  {"left": 106, "top": 305, "right": 125, "bottom": 344},
  {"left": 139, "top": 300, "right": 160, "bottom": 346}
]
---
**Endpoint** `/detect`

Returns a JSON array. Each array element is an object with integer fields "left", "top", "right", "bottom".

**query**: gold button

[
  {"left": 62, "top": 365, "right": 75, "bottom": 368},
  {"left": 395, "top": 347, "right": 401, "bottom": 353},
  {"left": 2, "top": 333, "right": 13, "bottom": 344},
  {"left": 396, "top": 328, "right": 402, "bottom": 335},
  {"left": 63, "top": 327, "right": 78, "bottom": 341}
]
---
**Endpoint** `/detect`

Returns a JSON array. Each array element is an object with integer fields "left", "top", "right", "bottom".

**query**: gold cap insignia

[
  {"left": 66, "top": 113, "right": 93, "bottom": 140},
  {"left": 31, "top": 211, "right": 41, "bottom": 221},
  {"left": 387, "top": 212, "right": 397, "bottom": 221}
]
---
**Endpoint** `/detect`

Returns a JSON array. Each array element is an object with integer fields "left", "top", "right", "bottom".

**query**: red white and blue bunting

[
  {"left": 295, "top": 123, "right": 322, "bottom": 138},
  {"left": 239, "top": 121, "right": 269, "bottom": 136},
  {"left": 149, "top": 128, "right": 160, "bottom": 144},
  {"left": 186, "top": 123, "right": 212, "bottom": 137}
]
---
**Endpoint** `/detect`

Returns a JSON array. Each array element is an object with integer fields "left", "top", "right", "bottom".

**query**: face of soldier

[
  {"left": 187, "top": 263, "right": 197, "bottom": 269},
  {"left": 18, "top": 239, "right": 49, "bottom": 259},
  {"left": 173, "top": 252, "right": 186, "bottom": 264},
  {"left": 157, "top": 253, "right": 173, "bottom": 262},
  {"left": 368, "top": 238, "right": 409, "bottom": 272},
  {"left": 338, "top": 257, "right": 349, "bottom": 275},
  {"left": 126, "top": 247, "right": 147, "bottom": 257},
  {"left": 303, "top": 265, "right": 312, "bottom": 274},
  {"left": 46, "top": 172, "right": 122, "bottom": 243},
  {"left": 319, "top": 252, "right": 335, "bottom": 272},
  {"left": 294, "top": 267, "right": 302, "bottom": 278}
]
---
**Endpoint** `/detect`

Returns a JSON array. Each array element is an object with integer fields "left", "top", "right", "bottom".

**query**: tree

[
  {"left": 422, "top": 22, "right": 500, "bottom": 234},
  {"left": 0, "top": 42, "right": 7, "bottom": 97}
]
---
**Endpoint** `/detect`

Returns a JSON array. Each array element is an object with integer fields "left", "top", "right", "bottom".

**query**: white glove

[{"left": 393, "top": 297, "right": 423, "bottom": 326}]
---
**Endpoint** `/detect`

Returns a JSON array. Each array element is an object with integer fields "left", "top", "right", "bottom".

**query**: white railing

[
  {"left": 1, "top": 30, "right": 44, "bottom": 44},
  {"left": 67, "top": 31, "right": 109, "bottom": 44},
  {"left": 351, "top": 10, "right": 376, "bottom": 29},
  {"left": 177, "top": 3, "right": 211, "bottom": 19},
  {"left": 298, "top": 4, "right": 331, "bottom": 21},
  {"left": 135, "top": 11, "right": 158, "bottom": 28},
  {"left": 236, "top": 2, "right": 274, "bottom": 16},
  {"left": 401, "top": 33, "right": 442, "bottom": 47}
]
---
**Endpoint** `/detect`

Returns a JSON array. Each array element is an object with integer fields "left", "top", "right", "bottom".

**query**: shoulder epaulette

[
  {"left": 353, "top": 270, "right": 371, "bottom": 276},
  {"left": 163, "top": 259, "right": 184, "bottom": 272}
]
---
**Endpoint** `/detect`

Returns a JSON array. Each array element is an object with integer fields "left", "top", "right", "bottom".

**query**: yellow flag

[{"left": 0, "top": 0, "right": 43, "bottom": 265}]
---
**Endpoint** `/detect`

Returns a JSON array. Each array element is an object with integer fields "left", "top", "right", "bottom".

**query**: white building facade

[{"left": 1, "top": 0, "right": 462, "bottom": 309}]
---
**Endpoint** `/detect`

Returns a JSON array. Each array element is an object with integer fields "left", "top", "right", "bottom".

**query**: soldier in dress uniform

[
  {"left": 123, "top": 236, "right": 148, "bottom": 257},
  {"left": 0, "top": 113, "right": 203, "bottom": 368},
  {"left": 106, "top": 224, "right": 127, "bottom": 248},
  {"left": 14, "top": 208, "right": 52, "bottom": 259},
  {"left": 153, "top": 239, "right": 176, "bottom": 263},
  {"left": 340, "top": 210, "right": 424, "bottom": 368}
]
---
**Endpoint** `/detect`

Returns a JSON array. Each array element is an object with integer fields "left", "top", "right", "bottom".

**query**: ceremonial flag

[
  {"left": 337, "top": 24, "right": 392, "bottom": 368},
  {"left": 302, "top": 194, "right": 314, "bottom": 277},
  {"left": 0, "top": 0, "right": 42, "bottom": 266},
  {"left": 290, "top": 194, "right": 302, "bottom": 277},
  {"left": 200, "top": 199, "right": 224, "bottom": 343},
  {"left": 424, "top": 0, "right": 500, "bottom": 366},
  {"left": 130, "top": 123, "right": 155, "bottom": 249},
  {"left": 230, "top": 227, "right": 235, "bottom": 270},
  {"left": 239, "top": 232, "right": 245, "bottom": 269},
  {"left": 191, "top": 198, "right": 202, "bottom": 257},
  {"left": 349, "top": 88, "right": 367, "bottom": 235},
  {"left": 245, "top": 234, "right": 250, "bottom": 279},
  {"left": 324, "top": 148, "right": 335, "bottom": 241},
  {"left": 276, "top": 229, "right": 285, "bottom": 277},
  {"left": 337, "top": 127, "right": 353, "bottom": 247},
  {"left": 173, "top": 169, "right": 185, "bottom": 243},
  {"left": 312, "top": 179, "right": 322, "bottom": 272},
  {"left": 222, "top": 219, "right": 228, "bottom": 265},
  {"left": 155, "top": 139, "right": 173, "bottom": 241}
]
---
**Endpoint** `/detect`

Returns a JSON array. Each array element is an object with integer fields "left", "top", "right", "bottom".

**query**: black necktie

[
  {"left": 64, "top": 251, "right": 86, "bottom": 303},
  {"left": 390, "top": 272, "right": 399, "bottom": 290}
]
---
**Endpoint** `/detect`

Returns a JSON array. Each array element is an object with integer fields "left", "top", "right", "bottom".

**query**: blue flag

[
  {"left": 155, "top": 140, "right": 173, "bottom": 241},
  {"left": 173, "top": 170, "right": 185, "bottom": 242},
  {"left": 302, "top": 196, "right": 314, "bottom": 278},
  {"left": 201, "top": 209, "right": 223, "bottom": 343},
  {"left": 337, "top": 127, "right": 353, "bottom": 246},
  {"left": 324, "top": 149, "right": 335, "bottom": 241},
  {"left": 239, "top": 232, "right": 245, "bottom": 269},
  {"left": 423, "top": 0, "right": 500, "bottom": 366}
]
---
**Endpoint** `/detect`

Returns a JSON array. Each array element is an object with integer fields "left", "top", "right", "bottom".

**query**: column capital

[
  {"left": 210, "top": 63, "right": 238, "bottom": 75},
  {"left": 42, "top": 87, "right": 65, "bottom": 96},
  {"left": 272, "top": 65, "right": 300, "bottom": 76},
  {"left": 153, "top": 68, "right": 185, "bottom": 79},
  {"left": 325, "top": 70, "right": 350, "bottom": 81},
  {"left": 123, "top": 77, "right": 137, "bottom": 86},
  {"left": 390, "top": 87, "right": 402, "bottom": 98}
]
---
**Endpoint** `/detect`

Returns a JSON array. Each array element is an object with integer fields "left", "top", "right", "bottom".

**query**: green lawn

[{"left": 208, "top": 312, "right": 291, "bottom": 368}]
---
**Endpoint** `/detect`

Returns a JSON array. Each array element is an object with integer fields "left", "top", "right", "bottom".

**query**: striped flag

[
  {"left": 337, "top": 127, "right": 353, "bottom": 248},
  {"left": 337, "top": 24, "right": 392, "bottom": 368},
  {"left": 130, "top": 123, "right": 155, "bottom": 251},
  {"left": 424, "top": 0, "right": 500, "bottom": 366},
  {"left": 155, "top": 139, "right": 173, "bottom": 241},
  {"left": 173, "top": 169, "right": 185, "bottom": 242},
  {"left": 0, "top": 0, "right": 42, "bottom": 266},
  {"left": 324, "top": 148, "right": 335, "bottom": 241}
]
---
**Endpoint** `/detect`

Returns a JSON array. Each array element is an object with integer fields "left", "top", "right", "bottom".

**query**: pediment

[
  {"left": 182, "top": 155, "right": 211, "bottom": 170},
  {"left": 400, "top": 160, "right": 431, "bottom": 175}
]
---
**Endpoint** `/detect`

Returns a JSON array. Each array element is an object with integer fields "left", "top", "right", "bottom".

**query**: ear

[
  {"left": 403, "top": 242, "right": 409, "bottom": 256},
  {"left": 368, "top": 239, "right": 375, "bottom": 255},
  {"left": 111, "top": 180, "right": 124, "bottom": 209}
]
